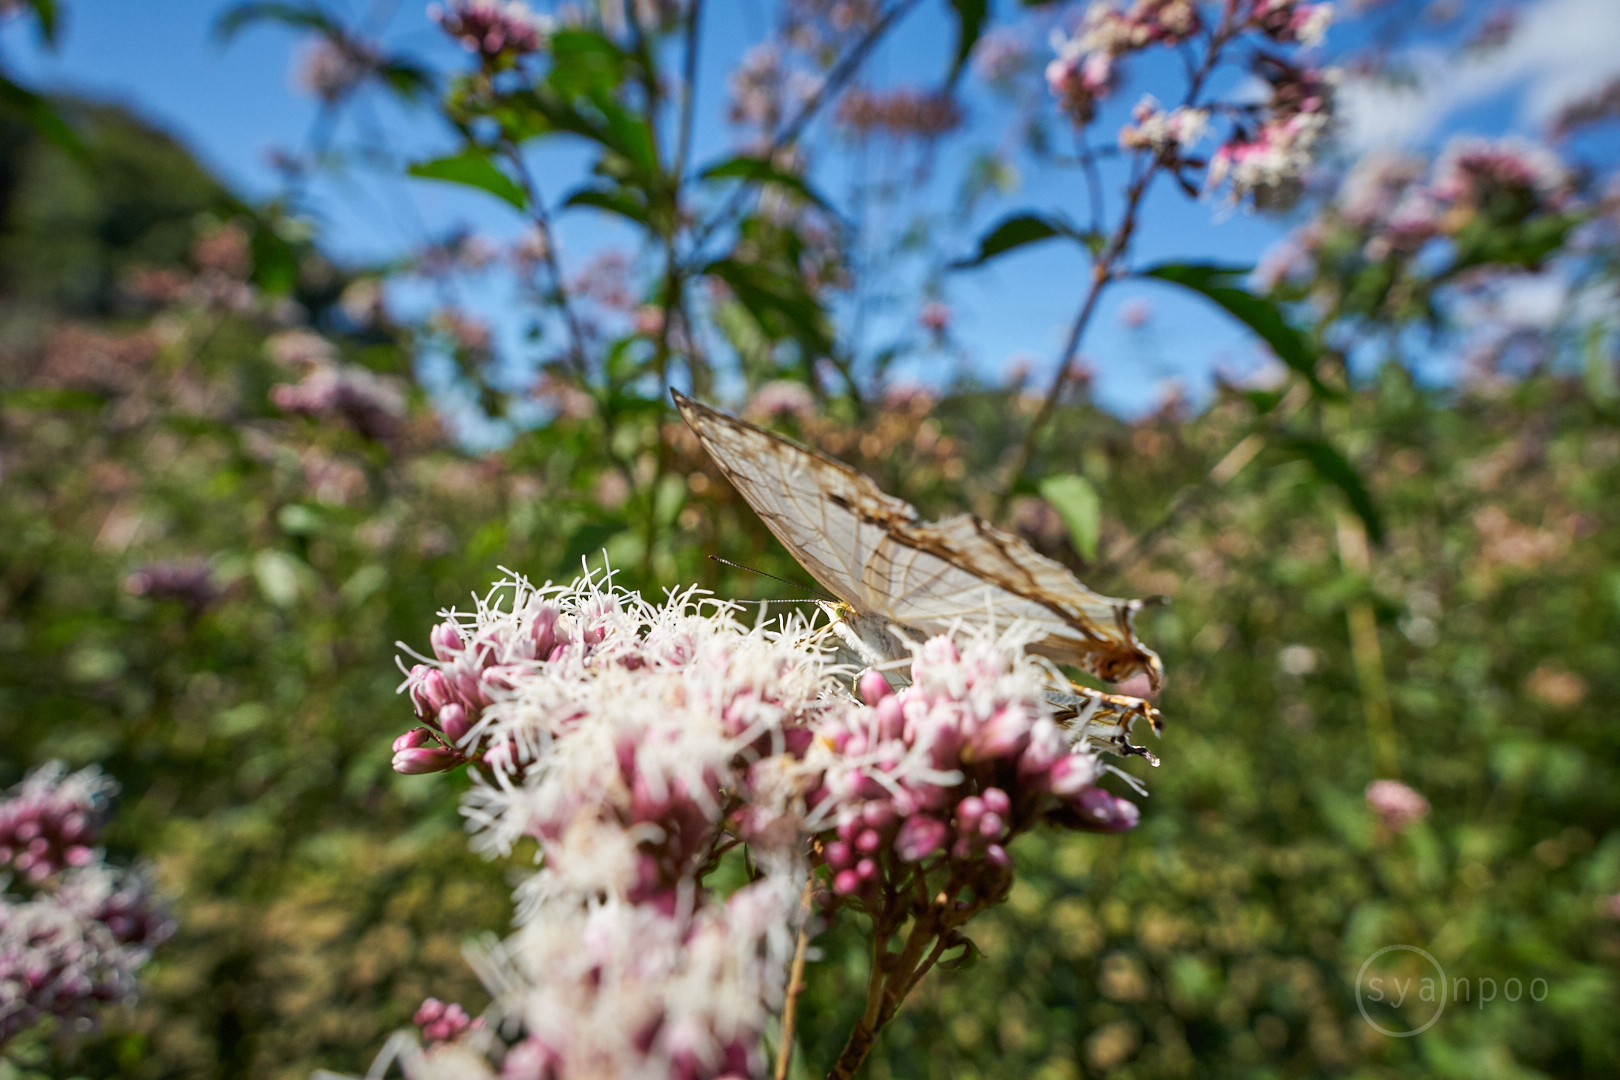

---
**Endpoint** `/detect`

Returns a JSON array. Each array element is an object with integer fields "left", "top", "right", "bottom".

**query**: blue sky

[{"left": 4, "top": 0, "right": 1614, "bottom": 423}]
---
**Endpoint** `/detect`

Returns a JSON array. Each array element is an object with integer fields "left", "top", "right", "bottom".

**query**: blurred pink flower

[
  {"left": 431, "top": 1, "right": 551, "bottom": 61},
  {"left": 1119, "top": 96, "right": 1209, "bottom": 157},
  {"left": 744, "top": 379, "right": 817, "bottom": 423},
  {"left": 1119, "top": 299, "right": 1154, "bottom": 329},
  {"left": 972, "top": 29, "right": 1029, "bottom": 84},
  {"left": 1247, "top": 0, "right": 1334, "bottom": 46},
  {"left": 414, "top": 997, "right": 479, "bottom": 1043},
  {"left": 123, "top": 559, "right": 219, "bottom": 613},
  {"left": 1366, "top": 778, "right": 1430, "bottom": 832},
  {"left": 271, "top": 363, "right": 407, "bottom": 441},
  {"left": 293, "top": 38, "right": 374, "bottom": 102},
  {"left": 1431, "top": 135, "right": 1570, "bottom": 209},
  {"left": 919, "top": 300, "right": 952, "bottom": 336},
  {"left": 0, "top": 763, "right": 171, "bottom": 1045}
]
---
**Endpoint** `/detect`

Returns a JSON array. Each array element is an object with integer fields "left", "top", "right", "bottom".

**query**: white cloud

[{"left": 1339, "top": 0, "right": 1620, "bottom": 150}]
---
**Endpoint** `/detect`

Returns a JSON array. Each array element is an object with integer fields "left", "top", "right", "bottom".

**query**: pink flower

[
  {"left": 972, "top": 29, "right": 1029, "bottom": 84},
  {"left": 431, "top": 1, "right": 550, "bottom": 61},
  {"left": 123, "top": 559, "right": 218, "bottom": 613},
  {"left": 0, "top": 763, "right": 112, "bottom": 881},
  {"left": 744, "top": 380, "right": 817, "bottom": 424},
  {"left": 1431, "top": 135, "right": 1570, "bottom": 210},
  {"left": 1119, "top": 96, "right": 1209, "bottom": 157},
  {"left": 1365, "top": 779, "right": 1430, "bottom": 832},
  {"left": 919, "top": 301, "right": 952, "bottom": 336},
  {"left": 414, "top": 997, "right": 477, "bottom": 1042},
  {"left": 271, "top": 363, "right": 406, "bottom": 441},
  {"left": 1247, "top": 0, "right": 1334, "bottom": 46},
  {"left": 392, "top": 747, "right": 461, "bottom": 774},
  {"left": 0, "top": 766, "right": 170, "bottom": 1045},
  {"left": 293, "top": 38, "right": 374, "bottom": 102}
]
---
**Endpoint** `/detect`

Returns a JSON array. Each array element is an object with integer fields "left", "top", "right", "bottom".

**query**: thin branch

[
  {"left": 500, "top": 143, "right": 592, "bottom": 378},
  {"left": 773, "top": 877, "right": 815, "bottom": 1080},
  {"left": 674, "top": 0, "right": 705, "bottom": 186},
  {"left": 683, "top": 0, "right": 925, "bottom": 263},
  {"left": 995, "top": 12, "right": 1239, "bottom": 511}
]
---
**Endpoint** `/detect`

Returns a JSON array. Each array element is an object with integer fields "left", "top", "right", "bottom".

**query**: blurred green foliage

[{"left": 1, "top": 105, "right": 1617, "bottom": 1080}]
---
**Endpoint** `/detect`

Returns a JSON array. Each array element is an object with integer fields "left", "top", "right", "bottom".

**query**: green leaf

[
  {"left": 249, "top": 220, "right": 299, "bottom": 295},
  {"left": 1039, "top": 474, "right": 1102, "bottom": 562},
  {"left": 213, "top": 1, "right": 341, "bottom": 42},
  {"left": 377, "top": 59, "right": 435, "bottom": 101},
  {"left": 699, "top": 156, "right": 837, "bottom": 216},
  {"left": 705, "top": 258, "right": 833, "bottom": 355},
  {"left": 408, "top": 149, "right": 528, "bottom": 211},
  {"left": 1141, "top": 262, "right": 1338, "bottom": 399},
  {"left": 1275, "top": 435, "right": 1385, "bottom": 544},
  {"left": 947, "top": 0, "right": 989, "bottom": 82},
  {"left": 562, "top": 186, "right": 651, "bottom": 225},
  {"left": 26, "top": 0, "right": 59, "bottom": 46},
  {"left": 547, "top": 30, "right": 629, "bottom": 97},
  {"left": 939, "top": 935, "right": 984, "bottom": 972},
  {"left": 951, "top": 212, "right": 1078, "bottom": 269},
  {"left": 0, "top": 387, "right": 104, "bottom": 411}
]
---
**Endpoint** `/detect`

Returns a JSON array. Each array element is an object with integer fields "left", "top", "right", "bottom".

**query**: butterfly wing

[
  {"left": 885, "top": 514, "right": 1164, "bottom": 689},
  {"left": 673, "top": 390, "right": 1162, "bottom": 690},
  {"left": 672, "top": 390, "right": 916, "bottom": 613}
]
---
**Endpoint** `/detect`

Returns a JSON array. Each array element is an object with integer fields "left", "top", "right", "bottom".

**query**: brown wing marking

[{"left": 888, "top": 514, "right": 1164, "bottom": 690}]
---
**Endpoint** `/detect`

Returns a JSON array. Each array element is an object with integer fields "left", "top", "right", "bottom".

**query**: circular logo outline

[{"left": 1356, "top": 944, "right": 1447, "bottom": 1037}]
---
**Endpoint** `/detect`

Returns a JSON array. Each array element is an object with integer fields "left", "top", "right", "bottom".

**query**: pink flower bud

[
  {"left": 438, "top": 702, "right": 472, "bottom": 743},
  {"left": 529, "top": 603, "right": 559, "bottom": 658},
  {"left": 981, "top": 787, "right": 1010, "bottom": 816},
  {"left": 1069, "top": 786, "right": 1140, "bottom": 832},
  {"left": 963, "top": 706, "right": 1030, "bottom": 761},
  {"left": 414, "top": 998, "right": 448, "bottom": 1025},
  {"left": 894, "top": 814, "right": 948, "bottom": 862},
  {"left": 393, "top": 727, "right": 432, "bottom": 753},
  {"left": 855, "top": 828, "right": 882, "bottom": 854},
  {"left": 861, "top": 801, "right": 896, "bottom": 831},
  {"left": 824, "top": 840, "right": 853, "bottom": 868},
  {"left": 859, "top": 669, "right": 893, "bottom": 705},
  {"left": 1047, "top": 753, "right": 1098, "bottom": 795},
  {"left": 392, "top": 747, "right": 460, "bottom": 774},
  {"left": 978, "top": 812, "right": 1005, "bottom": 839},
  {"left": 855, "top": 858, "right": 877, "bottom": 881},
  {"left": 986, "top": 844, "right": 1011, "bottom": 868},
  {"left": 875, "top": 696, "right": 904, "bottom": 741},
  {"left": 836, "top": 813, "right": 862, "bottom": 842},
  {"left": 833, "top": 869, "right": 862, "bottom": 895},
  {"left": 955, "top": 795, "right": 984, "bottom": 832},
  {"left": 430, "top": 621, "right": 463, "bottom": 661}
]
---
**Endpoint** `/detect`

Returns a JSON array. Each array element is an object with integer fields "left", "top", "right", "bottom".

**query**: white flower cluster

[
  {"left": 385, "top": 569, "right": 1152, "bottom": 1080},
  {"left": 398, "top": 570, "right": 833, "bottom": 1079},
  {"left": 1119, "top": 95, "right": 1210, "bottom": 156}
]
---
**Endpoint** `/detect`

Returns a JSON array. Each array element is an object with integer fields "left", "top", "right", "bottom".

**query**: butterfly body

[{"left": 673, "top": 390, "right": 1165, "bottom": 761}]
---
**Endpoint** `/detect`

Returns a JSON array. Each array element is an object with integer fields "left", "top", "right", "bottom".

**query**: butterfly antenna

[{"left": 708, "top": 556, "right": 834, "bottom": 601}]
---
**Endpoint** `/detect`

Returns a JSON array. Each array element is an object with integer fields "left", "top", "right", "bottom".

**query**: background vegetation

[{"left": 2, "top": 1, "right": 1618, "bottom": 1078}]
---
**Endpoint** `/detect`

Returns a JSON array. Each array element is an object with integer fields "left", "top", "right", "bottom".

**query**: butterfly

[{"left": 672, "top": 390, "right": 1165, "bottom": 763}]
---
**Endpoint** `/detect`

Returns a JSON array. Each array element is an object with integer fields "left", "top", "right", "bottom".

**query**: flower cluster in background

[
  {"left": 1253, "top": 132, "right": 1588, "bottom": 363},
  {"left": 0, "top": 764, "right": 171, "bottom": 1048},
  {"left": 1041, "top": 0, "right": 1336, "bottom": 209},
  {"left": 388, "top": 569, "right": 1154, "bottom": 1079}
]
